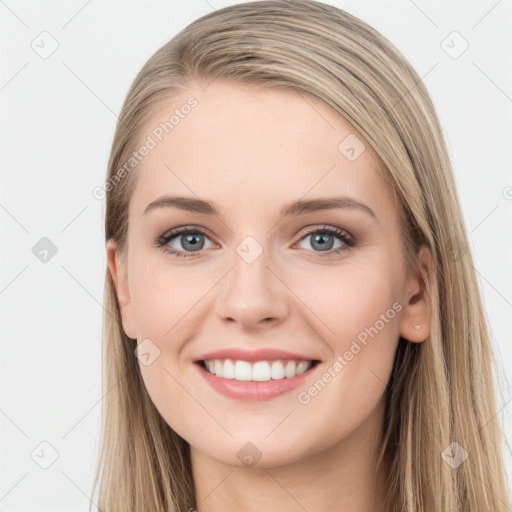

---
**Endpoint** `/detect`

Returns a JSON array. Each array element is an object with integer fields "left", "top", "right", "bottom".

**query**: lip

[
  {"left": 194, "top": 347, "right": 318, "bottom": 363},
  {"left": 193, "top": 357, "right": 321, "bottom": 401}
]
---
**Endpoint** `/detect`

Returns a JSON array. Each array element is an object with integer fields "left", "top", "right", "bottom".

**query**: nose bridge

[{"left": 215, "top": 234, "right": 288, "bottom": 326}]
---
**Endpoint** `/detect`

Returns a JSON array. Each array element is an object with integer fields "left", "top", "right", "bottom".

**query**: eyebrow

[{"left": 143, "top": 195, "right": 377, "bottom": 220}]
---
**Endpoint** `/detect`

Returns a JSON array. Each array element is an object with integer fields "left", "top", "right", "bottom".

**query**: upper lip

[{"left": 194, "top": 348, "right": 319, "bottom": 363}]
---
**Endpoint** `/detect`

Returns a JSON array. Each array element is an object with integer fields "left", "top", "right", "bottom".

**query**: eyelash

[{"left": 154, "top": 225, "right": 356, "bottom": 259}]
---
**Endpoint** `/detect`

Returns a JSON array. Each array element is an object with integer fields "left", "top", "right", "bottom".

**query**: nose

[{"left": 214, "top": 248, "right": 290, "bottom": 330}]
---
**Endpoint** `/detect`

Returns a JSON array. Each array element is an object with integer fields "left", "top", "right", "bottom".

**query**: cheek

[
  {"left": 293, "top": 257, "right": 401, "bottom": 346},
  {"left": 129, "top": 254, "right": 207, "bottom": 338},
  {"left": 289, "top": 261, "right": 401, "bottom": 443},
  {"left": 129, "top": 260, "right": 206, "bottom": 427},
  {"left": 291, "top": 256, "right": 403, "bottom": 415}
]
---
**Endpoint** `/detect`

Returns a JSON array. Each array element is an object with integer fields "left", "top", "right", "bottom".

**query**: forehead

[{"left": 129, "top": 80, "right": 394, "bottom": 221}]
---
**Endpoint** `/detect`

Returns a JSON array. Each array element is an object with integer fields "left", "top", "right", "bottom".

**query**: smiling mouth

[{"left": 197, "top": 358, "right": 321, "bottom": 381}]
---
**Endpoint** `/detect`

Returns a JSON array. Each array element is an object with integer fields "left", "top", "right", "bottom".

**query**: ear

[
  {"left": 399, "top": 244, "right": 432, "bottom": 343},
  {"left": 106, "top": 239, "right": 137, "bottom": 340}
]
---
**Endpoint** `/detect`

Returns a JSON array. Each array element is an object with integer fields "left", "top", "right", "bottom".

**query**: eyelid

[
  {"left": 157, "top": 224, "right": 352, "bottom": 245},
  {"left": 157, "top": 225, "right": 214, "bottom": 244},
  {"left": 295, "top": 224, "right": 353, "bottom": 242}
]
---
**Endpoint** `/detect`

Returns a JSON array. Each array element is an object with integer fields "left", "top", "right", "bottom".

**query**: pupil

[
  {"left": 313, "top": 233, "right": 333, "bottom": 251},
  {"left": 182, "top": 233, "right": 204, "bottom": 251}
]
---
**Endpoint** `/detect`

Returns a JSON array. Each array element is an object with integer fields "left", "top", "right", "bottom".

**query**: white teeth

[
  {"left": 234, "top": 360, "right": 252, "bottom": 381},
  {"left": 284, "top": 360, "right": 296, "bottom": 378},
  {"left": 214, "top": 360, "right": 223, "bottom": 376},
  {"left": 223, "top": 359, "right": 235, "bottom": 379},
  {"left": 296, "top": 361, "right": 310, "bottom": 375},
  {"left": 252, "top": 361, "right": 271, "bottom": 381},
  {"left": 270, "top": 360, "right": 285, "bottom": 379},
  {"left": 202, "top": 359, "right": 314, "bottom": 381}
]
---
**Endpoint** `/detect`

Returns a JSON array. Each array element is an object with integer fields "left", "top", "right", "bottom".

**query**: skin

[{"left": 107, "top": 80, "right": 432, "bottom": 512}]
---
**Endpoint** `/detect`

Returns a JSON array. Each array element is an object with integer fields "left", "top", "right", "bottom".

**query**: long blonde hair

[{"left": 92, "top": 1, "right": 511, "bottom": 510}]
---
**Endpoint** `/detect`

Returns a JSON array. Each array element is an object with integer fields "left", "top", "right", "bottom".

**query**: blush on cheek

[
  {"left": 327, "top": 286, "right": 399, "bottom": 355},
  {"left": 134, "top": 280, "right": 211, "bottom": 362}
]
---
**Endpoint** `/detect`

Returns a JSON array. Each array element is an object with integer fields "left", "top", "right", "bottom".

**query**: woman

[{"left": 91, "top": 1, "right": 511, "bottom": 510}]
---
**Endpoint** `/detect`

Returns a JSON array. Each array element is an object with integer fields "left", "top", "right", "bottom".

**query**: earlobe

[
  {"left": 399, "top": 244, "right": 432, "bottom": 343},
  {"left": 106, "top": 239, "right": 137, "bottom": 340}
]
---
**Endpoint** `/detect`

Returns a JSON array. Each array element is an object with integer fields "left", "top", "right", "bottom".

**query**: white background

[{"left": 1, "top": 0, "right": 511, "bottom": 510}]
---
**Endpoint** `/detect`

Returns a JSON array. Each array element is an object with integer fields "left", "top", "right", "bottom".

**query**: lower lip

[{"left": 194, "top": 361, "right": 319, "bottom": 401}]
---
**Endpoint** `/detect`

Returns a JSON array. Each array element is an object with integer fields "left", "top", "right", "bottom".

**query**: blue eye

[
  {"left": 155, "top": 224, "right": 355, "bottom": 258},
  {"left": 296, "top": 225, "right": 355, "bottom": 256},
  {"left": 155, "top": 226, "right": 214, "bottom": 258}
]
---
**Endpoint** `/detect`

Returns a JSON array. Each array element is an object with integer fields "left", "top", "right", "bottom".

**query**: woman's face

[{"left": 108, "top": 80, "right": 430, "bottom": 469}]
